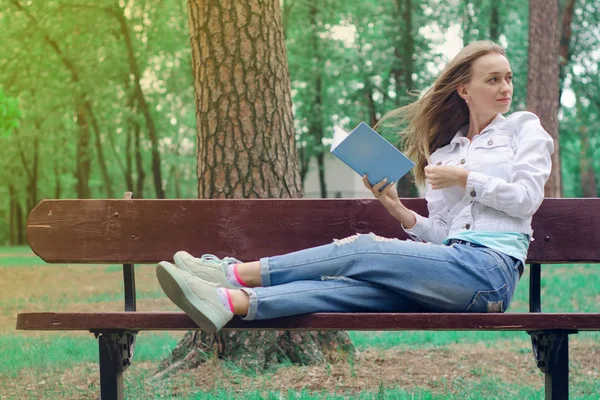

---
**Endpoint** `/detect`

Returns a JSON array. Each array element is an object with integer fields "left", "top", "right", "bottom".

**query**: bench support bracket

[
  {"left": 528, "top": 329, "right": 577, "bottom": 400},
  {"left": 94, "top": 330, "right": 137, "bottom": 400}
]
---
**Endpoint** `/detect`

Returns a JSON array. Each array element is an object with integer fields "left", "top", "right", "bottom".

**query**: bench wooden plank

[
  {"left": 26, "top": 199, "right": 600, "bottom": 264},
  {"left": 16, "top": 312, "right": 600, "bottom": 331}
]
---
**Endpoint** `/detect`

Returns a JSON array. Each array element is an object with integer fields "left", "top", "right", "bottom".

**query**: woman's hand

[
  {"left": 363, "top": 175, "right": 417, "bottom": 229},
  {"left": 424, "top": 165, "right": 469, "bottom": 190},
  {"left": 362, "top": 175, "right": 401, "bottom": 210}
]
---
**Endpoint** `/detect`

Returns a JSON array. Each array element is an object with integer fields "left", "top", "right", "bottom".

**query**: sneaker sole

[
  {"left": 172, "top": 252, "right": 234, "bottom": 289},
  {"left": 156, "top": 262, "right": 221, "bottom": 334}
]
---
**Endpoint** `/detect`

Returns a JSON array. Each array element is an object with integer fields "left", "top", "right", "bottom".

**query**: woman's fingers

[
  {"left": 382, "top": 181, "right": 395, "bottom": 195},
  {"left": 362, "top": 175, "right": 373, "bottom": 190},
  {"left": 372, "top": 178, "right": 388, "bottom": 193}
]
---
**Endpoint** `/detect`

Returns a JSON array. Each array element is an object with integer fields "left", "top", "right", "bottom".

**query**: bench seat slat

[{"left": 16, "top": 312, "right": 600, "bottom": 331}]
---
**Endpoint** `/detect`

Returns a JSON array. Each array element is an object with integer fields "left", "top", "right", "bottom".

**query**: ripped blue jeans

[{"left": 241, "top": 233, "right": 522, "bottom": 320}]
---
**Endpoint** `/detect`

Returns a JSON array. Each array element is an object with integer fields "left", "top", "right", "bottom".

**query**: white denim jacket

[{"left": 403, "top": 111, "right": 554, "bottom": 244}]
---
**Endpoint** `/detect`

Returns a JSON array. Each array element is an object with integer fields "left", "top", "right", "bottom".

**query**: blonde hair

[{"left": 376, "top": 40, "right": 506, "bottom": 187}]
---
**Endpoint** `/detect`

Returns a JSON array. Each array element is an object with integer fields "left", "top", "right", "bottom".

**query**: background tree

[
  {"left": 527, "top": 0, "right": 562, "bottom": 197},
  {"left": 155, "top": 0, "right": 354, "bottom": 375}
]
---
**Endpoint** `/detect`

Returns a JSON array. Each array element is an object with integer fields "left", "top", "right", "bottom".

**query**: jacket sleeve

[
  {"left": 464, "top": 112, "right": 554, "bottom": 219},
  {"left": 402, "top": 182, "right": 449, "bottom": 244}
]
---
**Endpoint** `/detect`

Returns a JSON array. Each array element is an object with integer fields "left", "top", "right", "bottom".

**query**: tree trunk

[
  {"left": 396, "top": 0, "right": 418, "bottom": 197},
  {"left": 527, "top": 0, "right": 562, "bottom": 197},
  {"left": 124, "top": 110, "right": 135, "bottom": 192},
  {"left": 558, "top": 0, "right": 576, "bottom": 101},
  {"left": 124, "top": 80, "right": 138, "bottom": 193},
  {"left": 462, "top": 0, "right": 473, "bottom": 46},
  {"left": 75, "top": 107, "right": 92, "bottom": 199},
  {"left": 134, "top": 121, "right": 146, "bottom": 198},
  {"left": 9, "top": 184, "right": 16, "bottom": 246},
  {"left": 16, "top": 133, "right": 38, "bottom": 211},
  {"left": 10, "top": 183, "right": 25, "bottom": 245},
  {"left": 309, "top": 2, "right": 327, "bottom": 199},
  {"left": 115, "top": 6, "right": 165, "bottom": 199},
  {"left": 490, "top": 0, "right": 500, "bottom": 42},
  {"left": 578, "top": 125, "right": 596, "bottom": 197},
  {"left": 392, "top": 0, "right": 404, "bottom": 107},
  {"left": 54, "top": 159, "right": 62, "bottom": 199},
  {"left": 156, "top": 0, "right": 354, "bottom": 377},
  {"left": 298, "top": 145, "right": 311, "bottom": 186}
]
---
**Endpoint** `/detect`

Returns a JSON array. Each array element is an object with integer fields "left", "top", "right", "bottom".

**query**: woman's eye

[
  {"left": 489, "top": 77, "right": 498, "bottom": 82},
  {"left": 506, "top": 76, "right": 513, "bottom": 82}
]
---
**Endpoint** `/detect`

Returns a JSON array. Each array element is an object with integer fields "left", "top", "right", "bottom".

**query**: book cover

[{"left": 330, "top": 122, "right": 415, "bottom": 188}]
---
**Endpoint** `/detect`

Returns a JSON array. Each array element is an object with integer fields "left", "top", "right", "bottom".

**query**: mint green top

[{"left": 443, "top": 232, "right": 529, "bottom": 266}]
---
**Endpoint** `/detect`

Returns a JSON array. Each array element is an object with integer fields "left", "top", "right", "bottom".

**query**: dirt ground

[
  {"left": 1, "top": 339, "right": 598, "bottom": 399},
  {"left": 2, "top": 259, "right": 599, "bottom": 398}
]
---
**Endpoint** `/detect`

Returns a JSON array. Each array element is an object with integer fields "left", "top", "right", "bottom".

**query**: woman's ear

[{"left": 456, "top": 84, "right": 469, "bottom": 101}]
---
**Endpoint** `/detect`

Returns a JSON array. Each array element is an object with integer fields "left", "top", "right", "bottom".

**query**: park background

[{"left": 0, "top": 0, "right": 599, "bottom": 398}]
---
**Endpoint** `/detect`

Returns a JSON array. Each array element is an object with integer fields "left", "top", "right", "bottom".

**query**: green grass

[
  {"left": 0, "top": 245, "right": 33, "bottom": 253},
  {"left": 1, "top": 245, "right": 599, "bottom": 399},
  {"left": 0, "top": 255, "right": 48, "bottom": 267},
  {"left": 0, "top": 289, "right": 168, "bottom": 316},
  {"left": 348, "top": 263, "right": 600, "bottom": 348},
  {"left": 3, "top": 380, "right": 598, "bottom": 400},
  {"left": 0, "top": 332, "right": 181, "bottom": 377}
]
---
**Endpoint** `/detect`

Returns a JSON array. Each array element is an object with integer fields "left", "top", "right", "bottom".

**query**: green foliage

[
  {"left": 1, "top": 0, "right": 599, "bottom": 241},
  {"left": 0, "top": 88, "right": 21, "bottom": 137}
]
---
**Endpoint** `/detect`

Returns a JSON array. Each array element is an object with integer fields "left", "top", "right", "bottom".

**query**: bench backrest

[{"left": 27, "top": 198, "right": 600, "bottom": 264}]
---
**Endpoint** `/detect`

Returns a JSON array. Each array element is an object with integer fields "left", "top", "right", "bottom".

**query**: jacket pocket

[
  {"left": 472, "top": 135, "right": 514, "bottom": 163},
  {"left": 466, "top": 284, "right": 508, "bottom": 313}
]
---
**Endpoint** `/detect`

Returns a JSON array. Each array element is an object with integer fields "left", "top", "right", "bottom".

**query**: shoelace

[{"left": 197, "top": 254, "right": 242, "bottom": 267}]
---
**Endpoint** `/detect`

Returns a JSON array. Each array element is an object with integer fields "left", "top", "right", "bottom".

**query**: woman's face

[{"left": 460, "top": 53, "right": 513, "bottom": 117}]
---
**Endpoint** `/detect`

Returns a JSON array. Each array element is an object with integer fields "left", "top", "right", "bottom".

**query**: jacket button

[
  {"left": 470, "top": 189, "right": 476, "bottom": 197},
  {"left": 488, "top": 139, "right": 493, "bottom": 145},
  {"left": 465, "top": 224, "right": 471, "bottom": 229},
  {"left": 460, "top": 159, "right": 466, "bottom": 164},
  {"left": 436, "top": 161, "right": 442, "bottom": 165}
]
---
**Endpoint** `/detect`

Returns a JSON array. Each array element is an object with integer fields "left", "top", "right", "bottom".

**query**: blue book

[{"left": 330, "top": 122, "right": 415, "bottom": 188}]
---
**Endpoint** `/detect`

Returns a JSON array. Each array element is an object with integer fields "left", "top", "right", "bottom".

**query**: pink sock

[
  {"left": 216, "top": 288, "right": 234, "bottom": 312},
  {"left": 226, "top": 264, "right": 250, "bottom": 287}
]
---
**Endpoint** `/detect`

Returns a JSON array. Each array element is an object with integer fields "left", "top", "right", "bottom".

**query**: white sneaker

[
  {"left": 173, "top": 251, "right": 240, "bottom": 289},
  {"left": 156, "top": 261, "right": 233, "bottom": 333}
]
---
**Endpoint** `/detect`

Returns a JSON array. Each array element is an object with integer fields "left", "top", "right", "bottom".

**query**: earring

[{"left": 465, "top": 99, "right": 469, "bottom": 104}]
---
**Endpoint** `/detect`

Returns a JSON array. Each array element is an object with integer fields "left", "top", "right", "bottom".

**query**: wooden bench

[{"left": 17, "top": 196, "right": 600, "bottom": 400}]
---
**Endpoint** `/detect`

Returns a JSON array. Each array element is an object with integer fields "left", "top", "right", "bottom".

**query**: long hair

[{"left": 376, "top": 40, "right": 506, "bottom": 187}]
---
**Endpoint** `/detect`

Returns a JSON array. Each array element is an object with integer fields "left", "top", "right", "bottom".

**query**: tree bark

[
  {"left": 309, "top": 2, "right": 327, "bottom": 198},
  {"left": 9, "top": 184, "right": 25, "bottom": 245},
  {"left": 75, "top": 106, "right": 92, "bottom": 199},
  {"left": 490, "top": 0, "right": 501, "bottom": 42},
  {"left": 15, "top": 132, "right": 39, "bottom": 211},
  {"left": 114, "top": 5, "right": 165, "bottom": 199},
  {"left": 156, "top": 0, "right": 354, "bottom": 376},
  {"left": 578, "top": 125, "right": 596, "bottom": 197},
  {"left": 396, "top": 0, "right": 418, "bottom": 197},
  {"left": 54, "top": 159, "right": 62, "bottom": 199},
  {"left": 9, "top": 184, "right": 16, "bottom": 246},
  {"left": 134, "top": 121, "right": 146, "bottom": 198},
  {"left": 558, "top": 0, "right": 576, "bottom": 101},
  {"left": 527, "top": 0, "right": 562, "bottom": 197},
  {"left": 462, "top": 0, "right": 473, "bottom": 46}
]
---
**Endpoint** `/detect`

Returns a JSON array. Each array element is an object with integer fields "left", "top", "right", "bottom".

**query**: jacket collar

[{"left": 448, "top": 113, "right": 506, "bottom": 150}]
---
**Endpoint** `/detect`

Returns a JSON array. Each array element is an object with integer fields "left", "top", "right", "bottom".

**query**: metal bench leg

[
  {"left": 528, "top": 330, "right": 577, "bottom": 400},
  {"left": 96, "top": 331, "right": 137, "bottom": 400}
]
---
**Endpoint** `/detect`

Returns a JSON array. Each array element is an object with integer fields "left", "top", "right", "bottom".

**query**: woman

[{"left": 156, "top": 40, "right": 554, "bottom": 334}]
